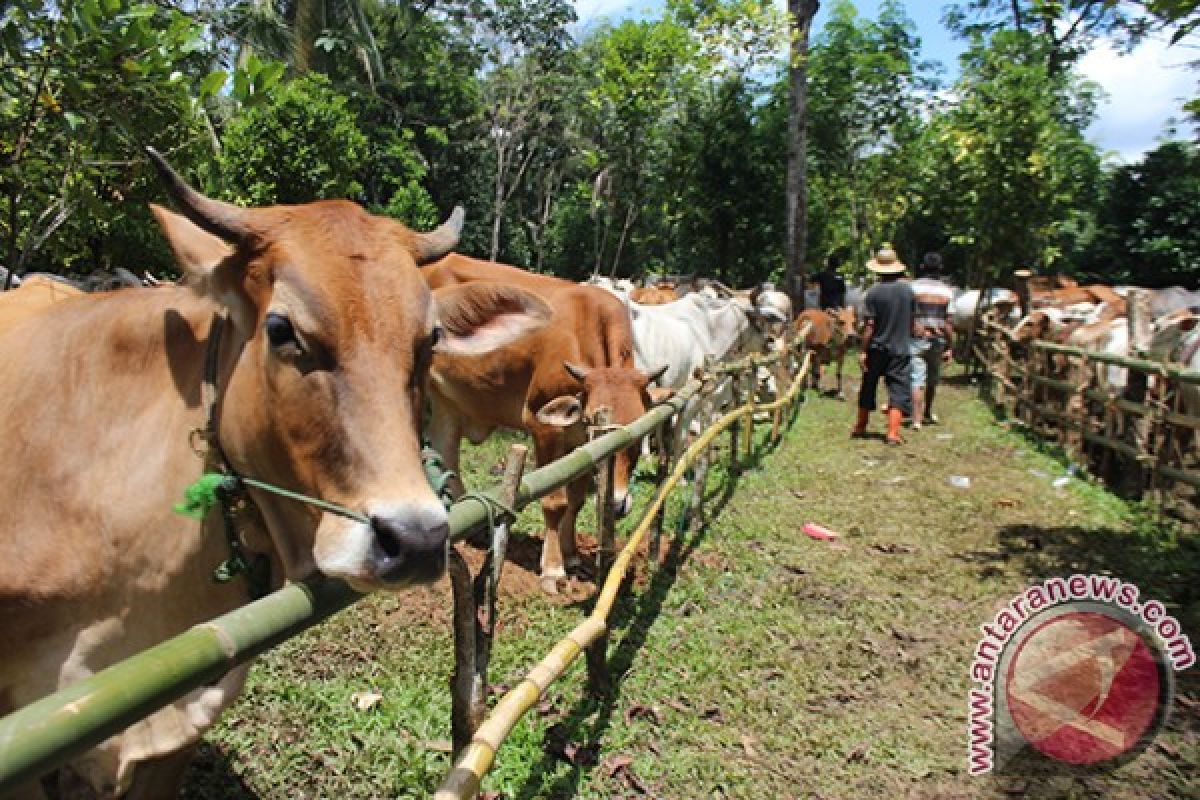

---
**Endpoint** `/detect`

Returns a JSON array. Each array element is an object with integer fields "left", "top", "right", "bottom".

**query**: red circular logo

[{"left": 1004, "top": 611, "right": 1161, "bottom": 765}]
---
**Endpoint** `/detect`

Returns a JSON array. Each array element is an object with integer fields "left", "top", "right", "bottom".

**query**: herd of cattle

[
  {"left": 0, "top": 157, "right": 814, "bottom": 799},
  {"left": 0, "top": 154, "right": 1196, "bottom": 798}
]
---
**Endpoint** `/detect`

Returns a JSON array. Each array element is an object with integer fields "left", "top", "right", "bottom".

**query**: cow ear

[
  {"left": 535, "top": 395, "right": 583, "bottom": 428},
  {"left": 647, "top": 386, "right": 674, "bottom": 404},
  {"left": 433, "top": 283, "right": 551, "bottom": 356},
  {"left": 150, "top": 203, "right": 233, "bottom": 281}
]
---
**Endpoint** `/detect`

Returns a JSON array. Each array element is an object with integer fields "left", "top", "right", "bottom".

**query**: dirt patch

[{"left": 378, "top": 530, "right": 658, "bottom": 630}]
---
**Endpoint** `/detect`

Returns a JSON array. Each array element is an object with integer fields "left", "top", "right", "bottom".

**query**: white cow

[
  {"left": 951, "top": 288, "right": 1021, "bottom": 334},
  {"left": 597, "top": 289, "right": 774, "bottom": 389}
]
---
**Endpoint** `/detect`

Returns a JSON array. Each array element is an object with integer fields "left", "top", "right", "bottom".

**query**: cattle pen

[
  {"left": 973, "top": 317, "right": 1200, "bottom": 512},
  {"left": 0, "top": 327, "right": 813, "bottom": 796}
]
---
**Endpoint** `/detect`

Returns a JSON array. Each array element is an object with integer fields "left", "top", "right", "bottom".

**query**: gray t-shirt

[{"left": 864, "top": 280, "right": 917, "bottom": 355}]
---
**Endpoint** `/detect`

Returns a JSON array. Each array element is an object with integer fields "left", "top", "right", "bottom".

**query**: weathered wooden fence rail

[
  {"left": 974, "top": 318, "right": 1200, "bottom": 499},
  {"left": 0, "top": 327, "right": 813, "bottom": 796}
]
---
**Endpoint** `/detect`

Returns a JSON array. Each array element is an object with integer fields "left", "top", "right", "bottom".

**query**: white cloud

[{"left": 1079, "top": 35, "right": 1196, "bottom": 163}]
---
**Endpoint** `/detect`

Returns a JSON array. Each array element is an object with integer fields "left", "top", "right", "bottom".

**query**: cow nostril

[{"left": 372, "top": 517, "right": 403, "bottom": 559}]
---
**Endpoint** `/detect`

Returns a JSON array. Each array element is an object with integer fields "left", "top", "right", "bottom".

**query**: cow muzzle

[
  {"left": 314, "top": 502, "right": 449, "bottom": 589},
  {"left": 610, "top": 491, "right": 633, "bottom": 518}
]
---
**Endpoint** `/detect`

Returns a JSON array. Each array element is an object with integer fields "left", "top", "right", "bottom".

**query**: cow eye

[{"left": 265, "top": 313, "right": 301, "bottom": 353}]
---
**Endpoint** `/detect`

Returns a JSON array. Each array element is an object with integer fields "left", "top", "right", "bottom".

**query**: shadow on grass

[
  {"left": 181, "top": 743, "right": 261, "bottom": 800},
  {"left": 510, "top": 412, "right": 790, "bottom": 798},
  {"left": 993, "top": 523, "right": 1199, "bottom": 628}
]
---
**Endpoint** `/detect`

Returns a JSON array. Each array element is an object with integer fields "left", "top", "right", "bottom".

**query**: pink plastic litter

[{"left": 802, "top": 522, "right": 840, "bottom": 541}]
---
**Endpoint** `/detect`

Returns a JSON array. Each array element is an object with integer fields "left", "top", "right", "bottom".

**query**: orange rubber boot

[
  {"left": 886, "top": 408, "right": 904, "bottom": 445},
  {"left": 851, "top": 408, "right": 869, "bottom": 438}
]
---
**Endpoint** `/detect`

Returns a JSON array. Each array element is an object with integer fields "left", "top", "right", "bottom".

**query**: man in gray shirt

[{"left": 852, "top": 246, "right": 916, "bottom": 445}]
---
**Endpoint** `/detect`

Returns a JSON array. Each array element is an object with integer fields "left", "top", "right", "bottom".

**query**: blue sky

[{"left": 572, "top": 0, "right": 1197, "bottom": 162}]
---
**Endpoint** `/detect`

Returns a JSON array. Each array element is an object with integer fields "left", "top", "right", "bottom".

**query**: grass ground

[{"left": 183, "top": 366, "right": 1198, "bottom": 800}]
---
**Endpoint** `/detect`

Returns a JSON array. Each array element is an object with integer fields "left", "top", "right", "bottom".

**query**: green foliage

[
  {"left": 218, "top": 74, "right": 368, "bottom": 206},
  {"left": 0, "top": 0, "right": 211, "bottom": 276},
  {"left": 924, "top": 30, "right": 1102, "bottom": 279},
  {"left": 1084, "top": 140, "right": 1200, "bottom": 286}
]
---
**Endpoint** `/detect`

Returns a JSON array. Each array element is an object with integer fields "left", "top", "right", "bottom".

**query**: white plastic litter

[{"left": 948, "top": 475, "right": 971, "bottom": 489}]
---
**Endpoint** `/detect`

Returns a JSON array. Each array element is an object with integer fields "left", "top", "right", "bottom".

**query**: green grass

[{"left": 184, "top": 368, "right": 1198, "bottom": 799}]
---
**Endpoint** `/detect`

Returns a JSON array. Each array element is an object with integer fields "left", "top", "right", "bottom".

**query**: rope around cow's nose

[
  {"left": 174, "top": 445, "right": 462, "bottom": 525},
  {"left": 174, "top": 472, "right": 372, "bottom": 524}
]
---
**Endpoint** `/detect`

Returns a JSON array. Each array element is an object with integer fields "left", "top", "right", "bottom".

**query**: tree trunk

[{"left": 784, "top": 0, "right": 820, "bottom": 310}]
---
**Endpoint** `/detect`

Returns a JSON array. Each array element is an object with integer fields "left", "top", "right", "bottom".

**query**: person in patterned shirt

[{"left": 909, "top": 252, "right": 955, "bottom": 429}]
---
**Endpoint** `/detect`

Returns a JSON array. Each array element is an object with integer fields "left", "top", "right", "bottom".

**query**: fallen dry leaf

[
  {"left": 870, "top": 542, "right": 915, "bottom": 555},
  {"left": 845, "top": 741, "right": 869, "bottom": 763},
  {"left": 994, "top": 497, "right": 1019, "bottom": 508},
  {"left": 624, "top": 704, "right": 662, "bottom": 726},
  {"left": 422, "top": 739, "right": 453, "bottom": 753},
  {"left": 740, "top": 733, "right": 760, "bottom": 759},
  {"left": 350, "top": 691, "right": 383, "bottom": 712},
  {"left": 602, "top": 754, "right": 634, "bottom": 778}
]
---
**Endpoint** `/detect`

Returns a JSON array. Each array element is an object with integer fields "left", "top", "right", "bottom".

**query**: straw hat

[{"left": 867, "top": 245, "right": 907, "bottom": 275}]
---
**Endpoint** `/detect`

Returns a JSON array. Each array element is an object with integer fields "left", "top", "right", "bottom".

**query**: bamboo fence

[
  {"left": 974, "top": 319, "right": 1200, "bottom": 498},
  {"left": 0, "top": 328, "right": 814, "bottom": 796}
]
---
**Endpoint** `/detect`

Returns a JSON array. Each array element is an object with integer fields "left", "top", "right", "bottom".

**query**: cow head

[
  {"left": 1148, "top": 309, "right": 1200, "bottom": 364},
  {"left": 147, "top": 149, "right": 550, "bottom": 591},
  {"left": 833, "top": 306, "right": 858, "bottom": 342},
  {"left": 535, "top": 361, "right": 669, "bottom": 517},
  {"left": 1009, "top": 310, "right": 1054, "bottom": 344}
]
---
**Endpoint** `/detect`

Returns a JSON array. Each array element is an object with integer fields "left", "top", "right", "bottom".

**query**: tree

[
  {"left": 0, "top": 0, "right": 218, "bottom": 282},
  {"left": 930, "top": 30, "right": 1102, "bottom": 280},
  {"left": 943, "top": 1, "right": 1149, "bottom": 75},
  {"left": 217, "top": 74, "right": 369, "bottom": 205},
  {"left": 1086, "top": 140, "right": 1200, "bottom": 286},
  {"left": 806, "top": 0, "right": 937, "bottom": 275},
  {"left": 784, "top": 0, "right": 819, "bottom": 307}
]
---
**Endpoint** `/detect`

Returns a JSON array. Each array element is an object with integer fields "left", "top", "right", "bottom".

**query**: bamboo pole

[
  {"left": 586, "top": 409, "right": 615, "bottom": 694},
  {"left": 743, "top": 364, "right": 755, "bottom": 461},
  {"left": 1032, "top": 340, "right": 1200, "bottom": 384},
  {"left": 0, "top": 384, "right": 700, "bottom": 794},
  {"left": 433, "top": 351, "right": 813, "bottom": 800}
]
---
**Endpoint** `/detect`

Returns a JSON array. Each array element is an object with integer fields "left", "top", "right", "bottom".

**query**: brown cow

[
  {"left": 630, "top": 285, "right": 679, "bottom": 305},
  {"left": 796, "top": 307, "right": 856, "bottom": 398},
  {"left": 422, "top": 254, "right": 666, "bottom": 589},
  {"left": 0, "top": 152, "right": 550, "bottom": 798},
  {"left": 0, "top": 275, "right": 85, "bottom": 337},
  {"left": 1032, "top": 284, "right": 1127, "bottom": 321}
]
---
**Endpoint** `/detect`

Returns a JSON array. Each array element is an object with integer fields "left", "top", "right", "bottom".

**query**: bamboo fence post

[
  {"left": 743, "top": 362, "right": 755, "bottom": 462},
  {"left": 586, "top": 409, "right": 615, "bottom": 694},
  {"left": 1072, "top": 354, "right": 1091, "bottom": 461},
  {"left": 650, "top": 417, "right": 673, "bottom": 564},
  {"left": 729, "top": 369, "right": 741, "bottom": 474},
  {"left": 448, "top": 444, "right": 527, "bottom": 759},
  {"left": 447, "top": 552, "right": 478, "bottom": 760},
  {"left": 687, "top": 373, "right": 717, "bottom": 532}
]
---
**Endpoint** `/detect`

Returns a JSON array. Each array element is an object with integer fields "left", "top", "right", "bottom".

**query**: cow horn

[
  {"left": 644, "top": 364, "right": 669, "bottom": 385},
  {"left": 563, "top": 361, "right": 589, "bottom": 383},
  {"left": 145, "top": 147, "right": 253, "bottom": 243},
  {"left": 412, "top": 206, "right": 464, "bottom": 265}
]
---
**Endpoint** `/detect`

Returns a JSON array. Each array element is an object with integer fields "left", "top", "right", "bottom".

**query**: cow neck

[{"left": 197, "top": 312, "right": 273, "bottom": 600}]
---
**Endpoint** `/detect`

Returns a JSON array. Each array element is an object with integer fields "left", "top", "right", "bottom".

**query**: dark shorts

[{"left": 859, "top": 347, "right": 912, "bottom": 415}]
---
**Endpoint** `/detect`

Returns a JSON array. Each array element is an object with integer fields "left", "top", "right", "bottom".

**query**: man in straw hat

[{"left": 852, "top": 244, "right": 916, "bottom": 445}]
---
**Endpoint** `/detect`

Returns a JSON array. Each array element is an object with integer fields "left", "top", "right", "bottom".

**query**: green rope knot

[
  {"left": 422, "top": 445, "right": 458, "bottom": 509},
  {"left": 173, "top": 472, "right": 240, "bottom": 520}
]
